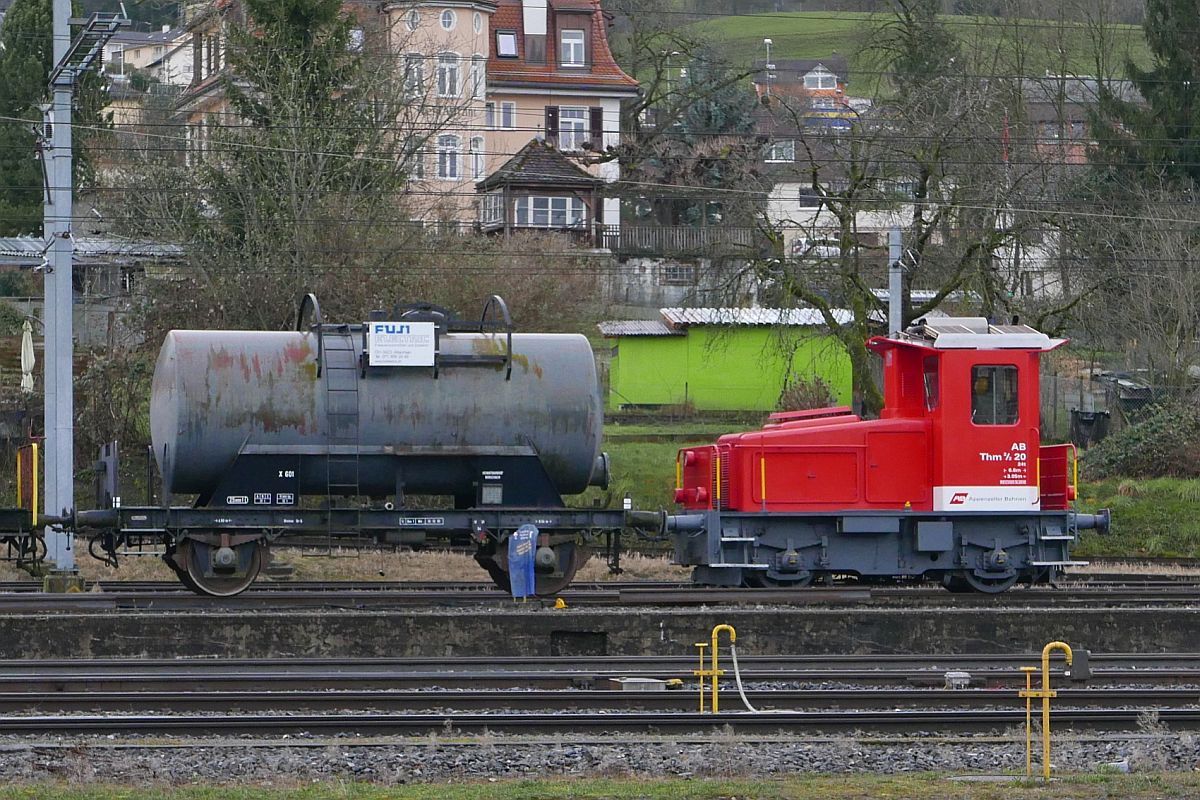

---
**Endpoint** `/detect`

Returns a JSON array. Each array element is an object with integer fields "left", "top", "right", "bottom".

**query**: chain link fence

[{"left": 1041, "top": 372, "right": 1178, "bottom": 447}]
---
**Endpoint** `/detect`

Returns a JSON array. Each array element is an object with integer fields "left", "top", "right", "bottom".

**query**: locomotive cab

[
  {"left": 870, "top": 318, "right": 1063, "bottom": 513},
  {"left": 667, "top": 317, "right": 1108, "bottom": 593}
]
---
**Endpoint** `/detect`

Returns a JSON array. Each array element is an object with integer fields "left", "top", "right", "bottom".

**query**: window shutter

[
  {"left": 589, "top": 107, "right": 604, "bottom": 150},
  {"left": 545, "top": 106, "right": 559, "bottom": 143},
  {"left": 192, "top": 33, "right": 202, "bottom": 81}
]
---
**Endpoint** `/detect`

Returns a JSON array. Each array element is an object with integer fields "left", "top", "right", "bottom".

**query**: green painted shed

[{"left": 598, "top": 308, "right": 854, "bottom": 412}]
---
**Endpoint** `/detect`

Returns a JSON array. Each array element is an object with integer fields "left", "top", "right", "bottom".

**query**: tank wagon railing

[
  {"left": 404, "top": 294, "right": 513, "bottom": 380},
  {"left": 296, "top": 293, "right": 516, "bottom": 382},
  {"left": 295, "top": 293, "right": 327, "bottom": 376}
]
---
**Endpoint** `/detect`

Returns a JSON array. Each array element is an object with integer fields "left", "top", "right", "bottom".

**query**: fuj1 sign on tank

[{"left": 367, "top": 321, "right": 436, "bottom": 366}]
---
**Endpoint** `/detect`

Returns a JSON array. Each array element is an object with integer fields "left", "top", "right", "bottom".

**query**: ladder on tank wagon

[{"left": 298, "top": 295, "right": 365, "bottom": 555}]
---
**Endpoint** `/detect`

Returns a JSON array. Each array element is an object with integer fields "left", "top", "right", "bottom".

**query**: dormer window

[
  {"left": 804, "top": 67, "right": 837, "bottom": 90},
  {"left": 496, "top": 30, "right": 517, "bottom": 58},
  {"left": 560, "top": 29, "right": 585, "bottom": 66}
]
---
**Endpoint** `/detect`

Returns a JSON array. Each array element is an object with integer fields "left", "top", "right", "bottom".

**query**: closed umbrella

[{"left": 20, "top": 320, "right": 34, "bottom": 394}]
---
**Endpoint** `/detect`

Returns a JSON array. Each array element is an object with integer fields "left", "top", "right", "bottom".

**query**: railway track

[
  {"left": 5, "top": 652, "right": 1200, "bottom": 692},
  {"left": 0, "top": 582, "right": 1197, "bottom": 610},
  {"left": 3, "top": 686, "right": 1197, "bottom": 714},
  {"left": 0, "top": 708, "right": 1197, "bottom": 737},
  {"left": 0, "top": 652, "right": 1196, "bottom": 737}
]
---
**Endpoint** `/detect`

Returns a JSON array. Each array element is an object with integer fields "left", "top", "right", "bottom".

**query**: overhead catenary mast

[{"left": 42, "top": 2, "right": 127, "bottom": 574}]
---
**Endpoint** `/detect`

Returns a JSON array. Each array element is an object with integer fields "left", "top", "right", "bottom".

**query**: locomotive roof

[{"left": 891, "top": 317, "right": 1066, "bottom": 351}]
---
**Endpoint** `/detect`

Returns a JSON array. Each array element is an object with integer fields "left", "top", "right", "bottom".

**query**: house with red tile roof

[
  {"left": 481, "top": 0, "right": 639, "bottom": 236},
  {"left": 175, "top": 0, "right": 637, "bottom": 235}
]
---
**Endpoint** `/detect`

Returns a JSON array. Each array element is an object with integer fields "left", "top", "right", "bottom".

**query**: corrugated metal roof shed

[
  {"left": 599, "top": 307, "right": 858, "bottom": 336},
  {"left": 597, "top": 320, "right": 679, "bottom": 337},
  {"left": 0, "top": 236, "right": 184, "bottom": 266},
  {"left": 659, "top": 307, "right": 854, "bottom": 327}
]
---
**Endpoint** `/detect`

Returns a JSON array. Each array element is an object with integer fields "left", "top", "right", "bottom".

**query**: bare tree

[
  {"left": 104, "top": 0, "right": 480, "bottom": 336},
  {"left": 750, "top": 0, "right": 1097, "bottom": 412}
]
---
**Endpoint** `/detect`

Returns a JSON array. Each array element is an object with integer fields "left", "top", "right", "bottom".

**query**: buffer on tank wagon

[
  {"left": 76, "top": 294, "right": 621, "bottom": 597},
  {"left": 649, "top": 317, "right": 1109, "bottom": 594}
]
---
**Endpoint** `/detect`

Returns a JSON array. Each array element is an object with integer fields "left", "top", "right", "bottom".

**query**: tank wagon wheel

[
  {"left": 177, "top": 539, "right": 264, "bottom": 597},
  {"left": 163, "top": 558, "right": 202, "bottom": 593},
  {"left": 476, "top": 541, "right": 587, "bottom": 596},
  {"left": 942, "top": 570, "right": 1020, "bottom": 594}
]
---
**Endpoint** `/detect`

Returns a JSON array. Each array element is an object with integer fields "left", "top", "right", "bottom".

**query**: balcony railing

[{"left": 599, "top": 225, "right": 764, "bottom": 258}]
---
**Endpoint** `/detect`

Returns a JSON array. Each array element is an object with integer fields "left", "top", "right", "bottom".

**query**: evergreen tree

[
  {"left": 0, "top": 0, "right": 107, "bottom": 236},
  {"left": 1091, "top": 0, "right": 1200, "bottom": 186},
  {"left": 115, "top": 0, "right": 441, "bottom": 333},
  {"left": 0, "top": 0, "right": 53, "bottom": 236},
  {"left": 875, "top": 0, "right": 962, "bottom": 103}
]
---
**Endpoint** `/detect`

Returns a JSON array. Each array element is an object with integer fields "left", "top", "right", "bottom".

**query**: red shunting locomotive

[{"left": 665, "top": 317, "right": 1109, "bottom": 593}]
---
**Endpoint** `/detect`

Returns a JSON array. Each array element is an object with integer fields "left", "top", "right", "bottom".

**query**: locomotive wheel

[
  {"left": 943, "top": 570, "right": 1020, "bottom": 594},
  {"left": 179, "top": 539, "right": 264, "bottom": 597},
  {"left": 478, "top": 541, "right": 586, "bottom": 596}
]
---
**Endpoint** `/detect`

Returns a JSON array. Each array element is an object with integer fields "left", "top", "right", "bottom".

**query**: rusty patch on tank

[
  {"left": 238, "top": 353, "right": 252, "bottom": 381},
  {"left": 252, "top": 353, "right": 262, "bottom": 379},
  {"left": 471, "top": 337, "right": 505, "bottom": 356},
  {"left": 209, "top": 348, "right": 236, "bottom": 370},
  {"left": 284, "top": 339, "right": 315, "bottom": 363}
]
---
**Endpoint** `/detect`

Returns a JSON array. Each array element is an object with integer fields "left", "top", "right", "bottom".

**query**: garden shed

[{"left": 598, "top": 308, "right": 853, "bottom": 412}]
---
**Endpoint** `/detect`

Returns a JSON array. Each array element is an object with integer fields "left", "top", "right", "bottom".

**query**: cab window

[
  {"left": 971, "top": 365, "right": 1018, "bottom": 425},
  {"left": 922, "top": 356, "right": 939, "bottom": 411}
]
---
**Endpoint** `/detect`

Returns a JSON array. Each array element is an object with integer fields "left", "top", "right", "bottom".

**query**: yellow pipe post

[
  {"left": 693, "top": 642, "right": 708, "bottom": 713},
  {"left": 1020, "top": 666, "right": 1038, "bottom": 777},
  {"left": 710, "top": 624, "right": 736, "bottom": 713},
  {"left": 1040, "top": 641, "right": 1072, "bottom": 779}
]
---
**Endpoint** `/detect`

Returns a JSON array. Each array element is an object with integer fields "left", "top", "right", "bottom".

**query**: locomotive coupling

[
  {"left": 625, "top": 509, "right": 666, "bottom": 534},
  {"left": 624, "top": 510, "right": 706, "bottom": 535},
  {"left": 1072, "top": 509, "right": 1111, "bottom": 534}
]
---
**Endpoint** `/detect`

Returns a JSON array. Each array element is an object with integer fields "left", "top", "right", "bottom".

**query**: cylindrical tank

[{"left": 150, "top": 329, "right": 604, "bottom": 497}]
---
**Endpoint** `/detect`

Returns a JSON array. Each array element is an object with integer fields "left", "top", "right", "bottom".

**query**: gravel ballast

[{"left": 0, "top": 732, "right": 1188, "bottom": 784}]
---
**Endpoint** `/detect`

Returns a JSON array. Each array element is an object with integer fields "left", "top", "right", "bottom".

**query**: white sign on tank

[{"left": 367, "top": 321, "right": 436, "bottom": 366}]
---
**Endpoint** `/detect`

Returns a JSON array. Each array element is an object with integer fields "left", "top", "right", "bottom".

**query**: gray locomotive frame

[{"left": 664, "top": 508, "right": 1110, "bottom": 591}]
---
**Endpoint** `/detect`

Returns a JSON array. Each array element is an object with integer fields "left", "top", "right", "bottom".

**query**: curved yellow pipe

[
  {"left": 710, "top": 624, "right": 737, "bottom": 713},
  {"left": 1039, "top": 640, "right": 1073, "bottom": 779},
  {"left": 1041, "top": 640, "right": 1073, "bottom": 690}
]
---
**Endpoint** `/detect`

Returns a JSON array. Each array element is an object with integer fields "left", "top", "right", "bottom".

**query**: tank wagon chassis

[{"left": 73, "top": 504, "right": 627, "bottom": 597}]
